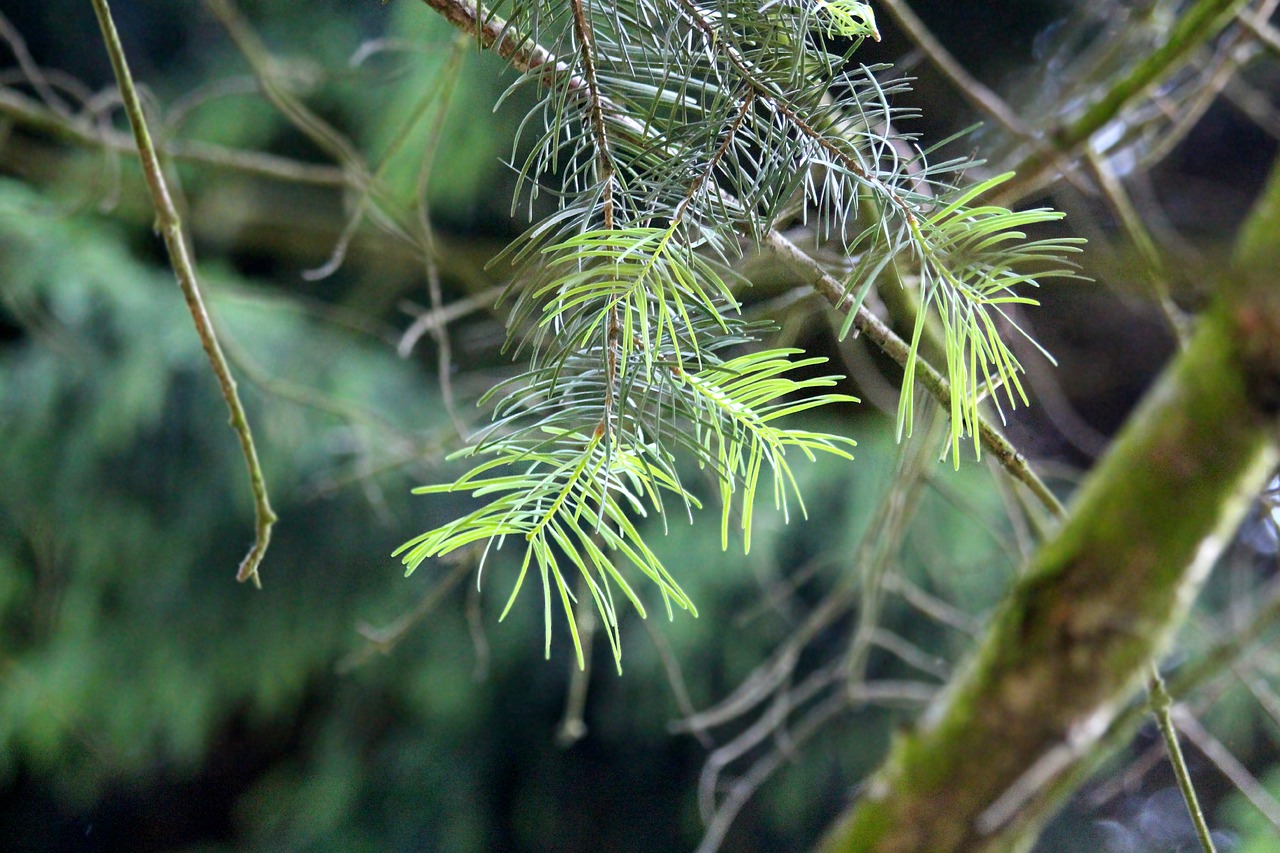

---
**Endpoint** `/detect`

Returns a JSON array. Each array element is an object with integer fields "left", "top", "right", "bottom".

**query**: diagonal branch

[
  {"left": 816, "top": 148, "right": 1280, "bottom": 853},
  {"left": 89, "top": 0, "right": 276, "bottom": 585},
  {"left": 991, "top": 0, "right": 1252, "bottom": 206}
]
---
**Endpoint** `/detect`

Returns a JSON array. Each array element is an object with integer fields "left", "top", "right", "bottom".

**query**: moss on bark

[{"left": 817, "top": 157, "right": 1280, "bottom": 853}]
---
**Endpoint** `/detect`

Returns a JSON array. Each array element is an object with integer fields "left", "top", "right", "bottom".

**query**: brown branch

[
  {"left": 567, "top": 0, "right": 614, "bottom": 228},
  {"left": 565, "top": 0, "right": 621, "bottom": 435}
]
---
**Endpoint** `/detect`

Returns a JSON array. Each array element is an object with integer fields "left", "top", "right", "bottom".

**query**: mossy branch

[
  {"left": 816, "top": 153, "right": 1280, "bottom": 853},
  {"left": 90, "top": 0, "right": 276, "bottom": 586}
]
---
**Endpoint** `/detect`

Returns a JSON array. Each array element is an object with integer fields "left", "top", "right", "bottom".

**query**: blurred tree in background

[{"left": 2, "top": 1, "right": 1280, "bottom": 852}]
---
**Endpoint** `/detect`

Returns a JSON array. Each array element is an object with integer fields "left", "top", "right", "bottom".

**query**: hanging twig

[
  {"left": 89, "top": 0, "right": 276, "bottom": 585},
  {"left": 412, "top": 34, "right": 472, "bottom": 441}
]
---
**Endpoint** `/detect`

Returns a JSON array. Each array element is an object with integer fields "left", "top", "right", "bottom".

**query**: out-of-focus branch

[
  {"left": 877, "top": 0, "right": 1032, "bottom": 139},
  {"left": 89, "top": 0, "right": 276, "bottom": 585},
  {"left": 0, "top": 86, "right": 346, "bottom": 186},
  {"left": 992, "top": 0, "right": 1252, "bottom": 206},
  {"left": 1174, "top": 708, "right": 1280, "bottom": 835},
  {"left": 1240, "top": 7, "right": 1280, "bottom": 55},
  {"left": 1085, "top": 151, "right": 1189, "bottom": 343}
]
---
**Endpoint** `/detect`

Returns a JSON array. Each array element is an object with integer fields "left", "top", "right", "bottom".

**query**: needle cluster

[{"left": 395, "top": 0, "right": 1079, "bottom": 667}]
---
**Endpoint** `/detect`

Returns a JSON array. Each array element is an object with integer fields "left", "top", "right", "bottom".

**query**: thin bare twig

[
  {"left": 1175, "top": 705, "right": 1280, "bottom": 835},
  {"left": 202, "top": 0, "right": 417, "bottom": 251},
  {"left": 0, "top": 9, "right": 72, "bottom": 116},
  {"left": 694, "top": 683, "right": 850, "bottom": 853},
  {"left": 89, "top": 0, "right": 276, "bottom": 585},
  {"left": 875, "top": 0, "right": 1033, "bottom": 140},
  {"left": 1148, "top": 667, "right": 1217, "bottom": 853},
  {"left": 1132, "top": 0, "right": 1280, "bottom": 172},
  {"left": 642, "top": 618, "right": 713, "bottom": 748},
  {"left": 338, "top": 554, "right": 475, "bottom": 672},
  {"left": 413, "top": 34, "right": 472, "bottom": 440},
  {"left": 397, "top": 286, "right": 505, "bottom": 357}
]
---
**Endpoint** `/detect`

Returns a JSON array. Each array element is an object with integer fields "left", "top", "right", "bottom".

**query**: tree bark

[{"left": 817, "top": 159, "right": 1280, "bottom": 853}]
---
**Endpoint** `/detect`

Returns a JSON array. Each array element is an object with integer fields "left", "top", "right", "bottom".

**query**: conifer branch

[
  {"left": 668, "top": 0, "right": 909, "bottom": 213},
  {"left": 412, "top": 0, "right": 1070, "bottom": 518},
  {"left": 395, "top": 0, "right": 1086, "bottom": 667}
]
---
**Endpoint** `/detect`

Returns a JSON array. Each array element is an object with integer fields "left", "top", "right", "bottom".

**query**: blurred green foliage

[
  {"left": 0, "top": 175, "right": 444, "bottom": 792},
  {"left": 0, "top": 177, "right": 1023, "bottom": 850}
]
